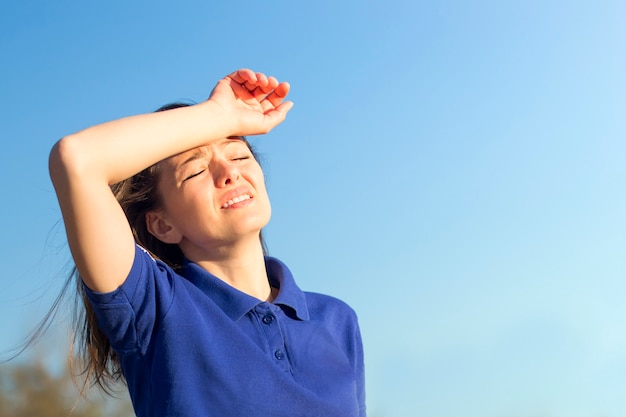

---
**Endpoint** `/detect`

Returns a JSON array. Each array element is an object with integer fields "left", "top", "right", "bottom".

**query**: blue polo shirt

[{"left": 85, "top": 245, "right": 366, "bottom": 416}]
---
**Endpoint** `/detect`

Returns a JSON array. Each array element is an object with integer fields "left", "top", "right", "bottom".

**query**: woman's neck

[{"left": 183, "top": 237, "right": 273, "bottom": 301}]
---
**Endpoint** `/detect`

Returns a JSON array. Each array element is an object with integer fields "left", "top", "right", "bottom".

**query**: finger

[
  {"left": 229, "top": 78, "right": 255, "bottom": 101},
  {"left": 267, "top": 76, "right": 279, "bottom": 88},
  {"left": 247, "top": 77, "right": 285, "bottom": 104},
  {"left": 263, "top": 101, "right": 294, "bottom": 127},
  {"left": 237, "top": 80, "right": 272, "bottom": 106},
  {"left": 255, "top": 72, "right": 269, "bottom": 88},
  {"left": 225, "top": 69, "right": 259, "bottom": 101},
  {"left": 243, "top": 71, "right": 275, "bottom": 93},
  {"left": 230, "top": 70, "right": 261, "bottom": 98},
  {"left": 227, "top": 68, "right": 257, "bottom": 85},
  {"left": 241, "top": 80, "right": 256, "bottom": 90},
  {"left": 274, "top": 100, "right": 294, "bottom": 115},
  {"left": 251, "top": 85, "right": 270, "bottom": 103},
  {"left": 256, "top": 76, "right": 279, "bottom": 94},
  {"left": 241, "top": 73, "right": 279, "bottom": 94},
  {"left": 261, "top": 82, "right": 290, "bottom": 109}
]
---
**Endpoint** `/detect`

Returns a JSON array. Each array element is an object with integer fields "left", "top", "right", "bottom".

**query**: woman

[{"left": 49, "top": 69, "right": 366, "bottom": 416}]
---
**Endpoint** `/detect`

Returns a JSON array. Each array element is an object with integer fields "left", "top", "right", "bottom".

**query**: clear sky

[{"left": 1, "top": 1, "right": 625, "bottom": 416}]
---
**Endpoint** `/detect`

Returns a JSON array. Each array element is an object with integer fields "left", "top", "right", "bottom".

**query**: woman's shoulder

[
  {"left": 85, "top": 244, "right": 178, "bottom": 303},
  {"left": 303, "top": 291, "right": 359, "bottom": 323}
]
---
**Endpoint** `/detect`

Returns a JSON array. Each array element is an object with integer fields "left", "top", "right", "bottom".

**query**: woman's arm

[{"left": 49, "top": 69, "right": 292, "bottom": 293}]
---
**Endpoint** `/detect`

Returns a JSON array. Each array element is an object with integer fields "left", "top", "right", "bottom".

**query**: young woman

[{"left": 49, "top": 69, "right": 366, "bottom": 416}]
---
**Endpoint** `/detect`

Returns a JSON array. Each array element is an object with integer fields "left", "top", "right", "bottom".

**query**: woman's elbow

[{"left": 49, "top": 134, "right": 88, "bottom": 185}]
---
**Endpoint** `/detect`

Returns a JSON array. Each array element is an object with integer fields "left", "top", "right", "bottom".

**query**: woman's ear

[{"left": 145, "top": 211, "right": 182, "bottom": 244}]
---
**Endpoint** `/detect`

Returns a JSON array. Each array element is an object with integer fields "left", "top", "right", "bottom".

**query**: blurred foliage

[{"left": 0, "top": 359, "right": 133, "bottom": 417}]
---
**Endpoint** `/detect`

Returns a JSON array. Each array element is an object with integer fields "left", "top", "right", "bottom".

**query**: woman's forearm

[{"left": 50, "top": 100, "right": 230, "bottom": 186}]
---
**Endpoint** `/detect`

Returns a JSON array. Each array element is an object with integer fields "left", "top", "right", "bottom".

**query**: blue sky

[{"left": 1, "top": 1, "right": 625, "bottom": 416}]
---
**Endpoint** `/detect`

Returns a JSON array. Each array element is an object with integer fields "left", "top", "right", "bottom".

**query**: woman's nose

[{"left": 213, "top": 159, "right": 240, "bottom": 187}]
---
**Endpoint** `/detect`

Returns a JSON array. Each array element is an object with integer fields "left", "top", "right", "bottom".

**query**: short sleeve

[{"left": 83, "top": 245, "right": 177, "bottom": 354}]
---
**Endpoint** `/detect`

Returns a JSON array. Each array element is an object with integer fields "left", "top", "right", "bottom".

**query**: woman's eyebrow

[
  {"left": 174, "top": 139, "right": 247, "bottom": 172},
  {"left": 176, "top": 149, "right": 206, "bottom": 171},
  {"left": 222, "top": 137, "right": 247, "bottom": 148}
]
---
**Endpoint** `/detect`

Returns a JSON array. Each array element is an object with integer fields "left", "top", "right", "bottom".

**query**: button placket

[{"left": 254, "top": 303, "right": 291, "bottom": 373}]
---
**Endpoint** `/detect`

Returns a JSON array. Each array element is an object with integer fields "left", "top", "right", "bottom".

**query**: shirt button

[
  {"left": 262, "top": 314, "right": 274, "bottom": 325},
  {"left": 274, "top": 349, "right": 285, "bottom": 360}
]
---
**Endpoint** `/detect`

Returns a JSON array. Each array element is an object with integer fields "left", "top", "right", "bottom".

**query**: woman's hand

[{"left": 207, "top": 69, "right": 294, "bottom": 136}]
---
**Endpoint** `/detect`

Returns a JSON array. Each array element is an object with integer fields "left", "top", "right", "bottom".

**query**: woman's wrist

[{"left": 195, "top": 99, "right": 240, "bottom": 140}]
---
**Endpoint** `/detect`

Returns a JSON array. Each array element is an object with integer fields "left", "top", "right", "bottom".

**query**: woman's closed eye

[
  {"left": 231, "top": 155, "right": 251, "bottom": 161},
  {"left": 183, "top": 169, "right": 206, "bottom": 182}
]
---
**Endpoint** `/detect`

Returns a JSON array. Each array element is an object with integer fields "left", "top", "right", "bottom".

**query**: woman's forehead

[{"left": 165, "top": 137, "right": 248, "bottom": 167}]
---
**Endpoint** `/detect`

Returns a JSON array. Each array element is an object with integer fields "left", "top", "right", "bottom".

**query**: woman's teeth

[{"left": 222, "top": 194, "right": 251, "bottom": 208}]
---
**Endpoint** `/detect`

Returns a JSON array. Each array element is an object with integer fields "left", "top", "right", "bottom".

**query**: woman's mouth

[{"left": 222, "top": 194, "right": 251, "bottom": 209}]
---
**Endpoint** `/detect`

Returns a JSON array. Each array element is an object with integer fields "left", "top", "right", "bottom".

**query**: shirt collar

[
  {"left": 181, "top": 256, "right": 309, "bottom": 322},
  {"left": 266, "top": 256, "right": 309, "bottom": 321}
]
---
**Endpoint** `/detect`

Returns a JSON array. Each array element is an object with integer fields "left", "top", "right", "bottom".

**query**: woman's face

[{"left": 149, "top": 137, "right": 271, "bottom": 258}]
